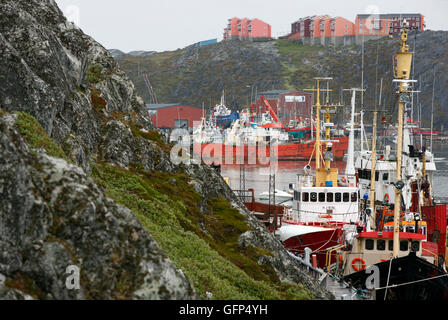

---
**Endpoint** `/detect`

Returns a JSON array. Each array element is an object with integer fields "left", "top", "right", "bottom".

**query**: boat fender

[
  {"left": 338, "top": 255, "right": 344, "bottom": 268},
  {"left": 351, "top": 258, "right": 366, "bottom": 272}
]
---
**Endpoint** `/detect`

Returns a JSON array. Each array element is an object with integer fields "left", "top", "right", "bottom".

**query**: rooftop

[
  {"left": 356, "top": 13, "right": 422, "bottom": 18},
  {"left": 146, "top": 103, "right": 203, "bottom": 111}
]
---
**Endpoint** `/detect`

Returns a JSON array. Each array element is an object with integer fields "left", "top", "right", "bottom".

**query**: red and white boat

[{"left": 275, "top": 80, "right": 362, "bottom": 268}]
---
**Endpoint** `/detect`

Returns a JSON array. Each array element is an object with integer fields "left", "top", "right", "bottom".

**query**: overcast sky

[{"left": 54, "top": 0, "right": 448, "bottom": 52}]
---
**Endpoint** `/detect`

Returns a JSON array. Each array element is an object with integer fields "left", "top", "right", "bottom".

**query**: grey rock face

[
  {"left": 0, "top": 0, "right": 153, "bottom": 172},
  {"left": 0, "top": 117, "right": 196, "bottom": 300}
]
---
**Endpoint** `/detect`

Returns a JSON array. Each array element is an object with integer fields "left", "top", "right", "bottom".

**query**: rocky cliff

[{"left": 0, "top": 0, "right": 332, "bottom": 300}]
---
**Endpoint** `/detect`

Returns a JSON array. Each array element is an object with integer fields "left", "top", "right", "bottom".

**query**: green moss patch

[
  {"left": 92, "top": 164, "right": 312, "bottom": 300},
  {"left": 87, "top": 64, "right": 108, "bottom": 84},
  {"left": 14, "top": 112, "right": 68, "bottom": 160},
  {"left": 5, "top": 273, "right": 46, "bottom": 299}
]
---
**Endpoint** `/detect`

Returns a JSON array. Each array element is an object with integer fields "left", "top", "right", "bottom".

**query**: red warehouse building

[
  {"left": 147, "top": 104, "right": 204, "bottom": 131},
  {"left": 253, "top": 90, "right": 313, "bottom": 127},
  {"left": 224, "top": 17, "right": 271, "bottom": 41}
]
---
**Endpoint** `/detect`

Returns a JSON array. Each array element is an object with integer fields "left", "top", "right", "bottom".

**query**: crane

[
  {"left": 142, "top": 74, "right": 158, "bottom": 105},
  {"left": 260, "top": 95, "right": 287, "bottom": 130}
]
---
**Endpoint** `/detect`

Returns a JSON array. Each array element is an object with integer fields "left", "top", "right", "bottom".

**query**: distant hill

[
  {"left": 108, "top": 49, "right": 156, "bottom": 59},
  {"left": 114, "top": 31, "right": 448, "bottom": 131}
]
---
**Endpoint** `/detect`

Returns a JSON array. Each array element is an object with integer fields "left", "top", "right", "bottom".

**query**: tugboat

[
  {"left": 276, "top": 78, "right": 361, "bottom": 268},
  {"left": 330, "top": 20, "right": 448, "bottom": 300}
]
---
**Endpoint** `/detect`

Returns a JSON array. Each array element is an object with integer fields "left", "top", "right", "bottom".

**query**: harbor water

[{"left": 222, "top": 144, "right": 448, "bottom": 204}]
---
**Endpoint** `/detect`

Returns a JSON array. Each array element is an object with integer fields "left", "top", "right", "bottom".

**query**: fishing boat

[
  {"left": 193, "top": 95, "right": 349, "bottom": 163},
  {"left": 329, "top": 21, "right": 448, "bottom": 300},
  {"left": 276, "top": 79, "right": 362, "bottom": 268}
]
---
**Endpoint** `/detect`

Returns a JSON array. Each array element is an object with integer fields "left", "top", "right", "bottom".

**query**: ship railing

[
  {"left": 325, "top": 244, "right": 346, "bottom": 273},
  {"left": 422, "top": 248, "right": 439, "bottom": 267},
  {"left": 232, "top": 189, "right": 255, "bottom": 204},
  {"left": 286, "top": 251, "right": 326, "bottom": 282}
]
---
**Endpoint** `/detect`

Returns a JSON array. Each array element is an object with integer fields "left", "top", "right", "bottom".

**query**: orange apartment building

[
  {"left": 223, "top": 17, "right": 272, "bottom": 41},
  {"left": 287, "top": 13, "right": 424, "bottom": 46}
]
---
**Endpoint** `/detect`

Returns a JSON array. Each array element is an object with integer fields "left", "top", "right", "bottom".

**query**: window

[
  {"left": 377, "top": 240, "right": 386, "bottom": 251},
  {"left": 343, "top": 192, "right": 350, "bottom": 202},
  {"left": 335, "top": 193, "right": 342, "bottom": 202},
  {"left": 365, "top": 239, "right": 374, "bottom": 250},
  {"left": 319, "top": 192, "right": 325, "bottom": 202},
  {"left": 294, "top": 191, "right": 300, "bottom": 201},
  {"left": 411, "top": 241, "right": 420, "bottom": 252},
  {"left": 310, "top": 192, "right": 317, "bottom": 202},
  {"left": 383, "top": 173, "right": 389, "bottom": 181},
  {"left": 375, "top": 172, "right": 379, "bottom": 181},
  {"left": 388, "top": 240, "right": 394, "bottom": 251},
  {"left": 302, "top": 192, "right": 309, "bottom": 202},
  {"left": 351, "top": 192, "right": 358, "bottom": 202},
  {"left": 327, "top": 192, "right": 334, "bottom": 202},
  {"left": 400, "top": 240, "right": 409, "bottom": 251}
]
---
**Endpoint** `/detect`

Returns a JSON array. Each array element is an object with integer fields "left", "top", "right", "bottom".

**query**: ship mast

[
  {"left": 305, "top": 78, "right": 340, "bottom": 187},
  {"left": 305, "top": 78, "right": 331, "bottom": 171},
  {"left": 391, "top": 21, "right": 414, "bottom": 257},
  {"left": 369, "top": 79, "right": 382, "bottom": 231}
]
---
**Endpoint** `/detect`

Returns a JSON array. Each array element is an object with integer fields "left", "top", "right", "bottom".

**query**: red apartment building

[
  {"left": 224, "top": 17, "right": 272, "bottom": 41},
  {"left": 290, "top": 15, "right": 355, "bottom": 39},
  {"left": 288, "top": 13, "right": 424, "bottom": 45},
  {"left": 355, "top": 13, "right": 425, "bottom": 36}
]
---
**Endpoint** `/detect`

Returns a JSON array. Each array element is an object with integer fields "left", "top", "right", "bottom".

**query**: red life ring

[{"left": 351, "top": 258, "right": 366, "bottom": 271}]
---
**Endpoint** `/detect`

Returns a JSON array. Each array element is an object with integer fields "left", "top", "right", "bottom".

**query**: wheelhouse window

[
  {"left": 400, "top": 240, "right": 409, "bottom": 251},
  {"left": 383, "top": 173, "right": 389, "bottom": 181},
  {"left": 335, "top": 193, "right": 342, "bottom": 202},
  {"left": 343, "top": 192, "right": 350, "bottom": 202},
  {"left": 310, "top": 192, "right": 317, "bottom": 202},
  {"left": 365, "top": 239, "right": 374, "bottom": 250},
  {"left": 327, "top": 192, "right": 334, "bottom": 202},
  {"left": 388, "top": 240, "right": 394, "bottom": 251},
  {"left": 377, "top": 240, "right": 386, "bottom": 251},
  {"left": 351, "top": 192, "right": 357, "bottom": 202},
  {"left": 319, "top": 192, "right": 325, "bottom": 202},
  {"left": 302, "top": 192, "right": 309, "bottom": 202}
]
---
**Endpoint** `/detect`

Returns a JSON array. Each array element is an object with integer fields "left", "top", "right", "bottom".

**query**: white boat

[{"left": 258, "top": 189, "right": 293, "bottom": 202}]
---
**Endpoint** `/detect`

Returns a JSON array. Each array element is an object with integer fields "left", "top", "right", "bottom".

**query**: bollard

[{"left": 312, "top": 254, "right": 318, "bottom": 268}]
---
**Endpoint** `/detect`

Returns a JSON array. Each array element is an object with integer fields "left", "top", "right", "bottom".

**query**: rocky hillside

[
  {"left": 115, "top": 31, "right": 448, "bottom": 130},
  {"left": 0, "top": 0, "right": 332, "bottom": 300}
]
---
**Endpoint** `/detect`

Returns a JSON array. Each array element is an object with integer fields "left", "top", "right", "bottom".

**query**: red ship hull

[
  {"left": 194, "top": 135, "right": 349, "bottom": 162},
  {"left": 280, "top": 224, "right": 344, "bottom": 268}
]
